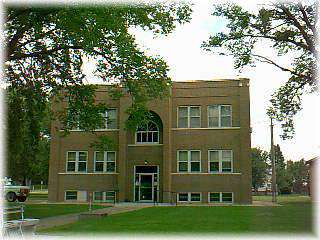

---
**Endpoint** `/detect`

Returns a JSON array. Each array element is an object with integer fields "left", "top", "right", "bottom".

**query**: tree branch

[
  {"left": 223, "top": 34, "right": 309, "bottom": 51},
  {"left": 279, "top": 4, "right": 315, "bottom": 55},
  {"left": 297, "top": 3, "right": 316, "bottom": 35},
  {"left": 251, "top": 54, "right": 311, "bottom": 81},
  {"left": 8, "top": 44, "right": 110, "bottom": 63},
  {"left": 7, "top": 25, "right": 29, "bottom": 59}
]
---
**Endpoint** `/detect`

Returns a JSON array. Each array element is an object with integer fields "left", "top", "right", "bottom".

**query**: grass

[
  {"left": 252, "top": 194, "right": 311, "bottom": 203},
  {"left": 5, "top": 204, "right": 107, "bottom": 220},
  {"left": 41, "top": 195, "right": 313, "bottom": 234},
  {"left": 28, "top": 192, "right": 48, "bottom": 200}
]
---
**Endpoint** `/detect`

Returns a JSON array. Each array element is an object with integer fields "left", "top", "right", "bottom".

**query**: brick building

[{"left": 48, "top": 79, "right": 252, "bottom": 204}]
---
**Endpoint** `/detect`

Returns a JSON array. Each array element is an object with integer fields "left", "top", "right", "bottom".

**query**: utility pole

[{"left": 270, "top": 117, "right": 277, "bottom": 203}]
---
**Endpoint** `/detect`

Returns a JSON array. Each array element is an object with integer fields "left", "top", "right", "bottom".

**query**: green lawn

[
  {"left": 41, "top": 195, "right": 313, "bottom": 234},
  {"left": 253, "top": 194, "right": 311, "bottom": 203},
  {"left": 6, "top": 204, "right": 107, "bottom": 220},
  {"left": 28, "top": 192, "right": 48, "bottom": 200}
]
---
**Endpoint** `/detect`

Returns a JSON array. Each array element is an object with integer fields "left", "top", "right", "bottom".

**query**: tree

[
  {"left": 273, "top": 144, "right": 291, "bottom": 193},
  {"left": 7, "top": 86, "right": 50, "bottom": 184},
  {"left": 251, "top": 148, "right": 269, "bottom": 191},
  {"left": 5, "top": 3, "right": 192, "bottom": 182},
  {"left": 202, "top": 1, "right": 318, "bottom": 139},
  {"left": 286, "top": 159, "right": 309, "bottom": 194}
]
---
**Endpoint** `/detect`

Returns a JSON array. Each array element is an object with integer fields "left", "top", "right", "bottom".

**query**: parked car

[{"left": 3, "top": 177, "right": 30, "bottom": 202}]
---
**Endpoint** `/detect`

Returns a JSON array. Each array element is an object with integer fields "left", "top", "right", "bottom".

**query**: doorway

[{"left": 134, "top": 166, "right": 159, "bottom": 202}]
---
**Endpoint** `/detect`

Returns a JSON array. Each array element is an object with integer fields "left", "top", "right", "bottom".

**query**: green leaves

[
  {"left": 90, "top": 135, "right": 116, "bottom": 152},
  {"left": 251, "top": 148, "right": 269, "bottom": 190},
  {"left": 202, "top": 1, "right": 317, "bottom": 139},
  {"left": 5, "top": 3, "right": 192, "bottom": 182}
]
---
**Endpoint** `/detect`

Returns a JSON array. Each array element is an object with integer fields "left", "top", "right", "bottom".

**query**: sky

[{"left": 83, "top": 0, "right": 320, "bottom": 162}]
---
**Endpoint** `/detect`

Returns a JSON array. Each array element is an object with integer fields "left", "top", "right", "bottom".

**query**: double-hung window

[
  {"left": 177, "top": 192, "right": 201, "bottom": 202},
  {"left": 208, "top": 105, "right": 232, "bottom": 127},
  {"left": 178, "top": 106, "right": 201, "bottom": 128},
  {"left": 99, "top": 109, "right": 118, "bottom": 129},
  {"left": 93, "top": 191, "right": 116, "bottom": 203},
  {"left": 177, "top": 150, "right": 201, "bottom": 173},
  {"left": 209, "top": 192, "right": 233, "bottom": 203},
  {"left": 208, "top": 150, "right": 233, "bottom": 173},
  {"left": 94, "top": 151, "right": 116, "bottom": 173},
  {"left": 66, "top": 151, "right": 87, "bottom": 172},
  {"left": 65, "top": 191, "right": 77, "bottom": 200}
]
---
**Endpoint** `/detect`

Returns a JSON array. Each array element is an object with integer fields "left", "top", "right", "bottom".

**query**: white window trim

[
  {"left": 177, "top": 106, "right": 201, "bottom": 128},
  {"left": 66, "top": 151, "right": 88, "bottom": 173},
  {"left": 208, "top": 150, "right": 233, "bottom": 173},
  {"left": 65, "top": 190, "right": 78, "bottom": 201},
  {"left": 190, "top": 192, "right": 202, "bottom": 202},
  {"left": 94, "top": 151, "right": 117, "bottom": 173},
  {"left": 96, "top": 108, "right": 118, "bottom": 130},
  {"left": 221, "top": 192, "right": 234, "bottom": 203},
  {"left": 177, "top": 192, "right": 202, "bottom": 203},
  {"left": 207, "top": 105, "right": 232, "bottom": 128},
  {"left": 93, "top": 191, "right": 116, "bottom": 203},
  {"left": 208, "top": 192, "right": 234, "bottom": 204},
  {"left": 177, "top": 150, "right": 201, "bottom": 173},
  {"left": 208, "top": 192, "right": 220, "bottom": 203},
  {"left": 177, "top": 193, "right": 189, "bottom": 202},
  {"left": 135, "top": 121, "right": 160, "bottom": 144}
]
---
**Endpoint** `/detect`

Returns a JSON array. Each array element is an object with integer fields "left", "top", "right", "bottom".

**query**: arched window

[{"left": 136, "top": 121, "right": 159, "bottom": 144}]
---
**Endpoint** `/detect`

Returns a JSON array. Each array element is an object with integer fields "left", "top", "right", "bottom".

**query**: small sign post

[{"left": 89, "top": 192, "right": 92, "bottom": 212}]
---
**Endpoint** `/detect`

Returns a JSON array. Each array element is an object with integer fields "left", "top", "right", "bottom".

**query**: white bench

[{"left": 3, "top": 205, "right": 39, "bottom": 237}]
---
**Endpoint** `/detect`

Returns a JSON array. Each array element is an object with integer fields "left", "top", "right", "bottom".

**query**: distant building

[
  {"left": 306, "top": 156, "right": 318, "bottom": 201},
  {"left": 48, "top": 79, "right": 252, "bottom": 204}
]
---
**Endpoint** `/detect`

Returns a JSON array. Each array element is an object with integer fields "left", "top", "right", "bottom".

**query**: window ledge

[
  {"left": 172, "top": 127, "right": 240, "bottom": 130},
  {"left": 172, "top": 172, "right": 241, "bottom": 175},
  {"left": 59, "top": 129, "right": 119, "bottom": 132},
  {"left": 59, "top": 172, "right": 119, "bottom": 175},
  {"left": 128, "top": 144, "right": 163, "bottom": 147}
]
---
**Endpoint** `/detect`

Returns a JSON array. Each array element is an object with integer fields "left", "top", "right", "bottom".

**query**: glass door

[{"left": 139, "top": 174, "right": 154, "bottom": 202}]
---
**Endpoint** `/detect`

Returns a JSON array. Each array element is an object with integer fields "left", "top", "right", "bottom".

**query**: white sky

[{"left": 83, "top": 0, "right": 319, "bottom": 162}]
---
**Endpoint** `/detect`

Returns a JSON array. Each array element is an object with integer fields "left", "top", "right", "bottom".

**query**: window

[
  {"left": 178, "top": 106, "right": 201, "bottom": 128},
  {"left": 78, "top": 152, "right": 87, "bottom": 172},
  {"left": 136, "top": 121, "right": 159, "bottom": 144},
  {"left": 177, "top": 150, "right": 201, "bottom": 173},
  {"left": 177, "top": 193, "right": 202, "bottom": 202},
  {"left": 66, "top": 109, "right": 81, "bottom": 130},
  {"left": 190, "top": 193, "right": 201, "bottom": 202},
  {"left": 178, "top": 151, "right": 188, "bottom": 172},
  {"left": 208, "top": 150, "right": 233, "bottom": 173},
  {"left": 93, "top": 191, "right": 116, "bottom": 203},
  {"left": 178, "top": 193, "right": 189, "bottom": 202},
  {"left": 66, "top": 151, "right": 87, "bottom": 172},
  {"left": 222, "top": 192, "right": 233, "bottom": 203},
  {"left": 94, "top": 191, "right": 103, "bottom": 201},
  {"left": 208, "top": 150, "right": 219, "bottom": 172},
  {"left": 94, "top": 151, "right": 116, "bottom": 173},
  {"left": 190, "top": 151, "right": 201, "bottom": 172},
  {"left": 209, "top": 192, "right": 220, "bottom": 203},
  {"left": 208, "top": 105, "right": 232, "bottom": 127},
  {"left": 221, "top": 150, "right": 232, "bottom": 172},
  {"left": 98, "top": 109, "right": 118, "bottom": 129},
  {"left": 208, "top": 192, "right": 233, "bottom": 203},
  {"left": 65, "top": 191, "right": 77, "bottom": 200}
]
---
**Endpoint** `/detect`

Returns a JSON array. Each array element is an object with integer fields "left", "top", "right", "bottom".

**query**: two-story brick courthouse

[{"left": 48, "top": 78, "right": 252, "bottom": 204}]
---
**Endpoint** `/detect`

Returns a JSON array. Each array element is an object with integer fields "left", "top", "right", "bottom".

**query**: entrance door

[
  {"left": 139, "top": 174, "right": 153, "bottom": 202},
  {"left": 134, "top": 166, "right": 159, "bottom": 202}
]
